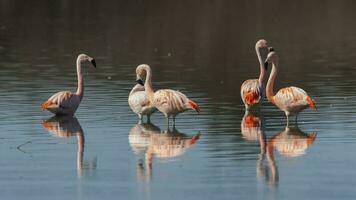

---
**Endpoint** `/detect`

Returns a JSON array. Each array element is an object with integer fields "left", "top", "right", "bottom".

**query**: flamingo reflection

[
  {"left": 41, "top": 116, "right": 96, "bottom": 177},
  {"left": 129, "top": 123, "right": 200, "bottom": 182},
  {"left": 241, "top": 111, "right": 263, "bottom": 141},
  {"left": 259, "top": 125, "right": 317, "bottom": 188}
]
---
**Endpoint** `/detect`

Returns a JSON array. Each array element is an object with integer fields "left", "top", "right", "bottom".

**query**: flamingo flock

[
  {"left": 41, "top": 39, "right": 316, "bottom": 127},
  {"left": 39, "top": 39, "right": 318, "bottom": 183}
]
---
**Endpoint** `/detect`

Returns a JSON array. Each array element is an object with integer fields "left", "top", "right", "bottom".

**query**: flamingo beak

[
  {"left": 90, "top": 59, "right": 96, "bottom": 68},
  {"left": 264, "top": 62, "right": 269, "bottom": 70},
  {"left": 136, "top": 79, "right": 144, "bottom": 86}
]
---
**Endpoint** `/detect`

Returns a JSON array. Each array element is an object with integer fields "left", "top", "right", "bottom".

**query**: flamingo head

[
  {"left": 77, "top": 54, "right": 96, "bottom": 68},
  {"left": 135, "top": 64, "right": 151, "bottom": 86},
  {"left": 264, "top": 47, "right": 277, "bottom": 70},
  {"left": 256, "top": 39, "right": 268, "bottom": 49}
]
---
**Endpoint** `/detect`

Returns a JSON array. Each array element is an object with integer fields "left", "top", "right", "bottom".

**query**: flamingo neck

[
  {"left": 256, "top": 46, "right": 266, "bottom": 85},
  {"left": 75, "top": 58, "right": 84, "bottom": 99},
  {"left": 144, "top": 68, "right": 155, "bottom": 99},
  {"left": 266, "top": 61, "right": 278, "bottom": 103}
]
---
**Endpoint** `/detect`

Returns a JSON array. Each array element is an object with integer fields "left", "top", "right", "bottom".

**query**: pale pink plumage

[
  {"left": 135, "top": 64, "right": 200, "bottom": 125},
  {"left": 268, "top": 126, "right": 316, "bottom": 157},
  {"left": 241, "top": 39, "right": 268, "bottom": 110},
  {"left": 265, "top": 50, "right": 316, "bottom": 121},
  {"left": 41, "top": 54, "right": 96, "bottom": 116}
]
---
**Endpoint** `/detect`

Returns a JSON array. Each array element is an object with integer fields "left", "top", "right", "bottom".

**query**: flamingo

[
  {"left": 128, "top": 67, "right": 157, "bottom": 122},
  {"left": 41, "top": 54, "right": 96, "bottom": 116},
  {"left": 264, "top": 48, "right": 316, "bottom": 123},
  {"left": 135, "top": 64, "right": 201, "bottom": 125},
  {"left": 241, "top": 39, "right": 269, "bottom": 110}
]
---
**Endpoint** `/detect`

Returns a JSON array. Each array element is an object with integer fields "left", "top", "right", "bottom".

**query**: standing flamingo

[
  {"left": 128, "top": 66, "right": 157, "bottom": 122},
  {"left": 41, "top": 54, "right": 96, "bottom": 116},
  {"left": 264, "top": 48, "right": 316, "bottom": 123},
  {"left": 135, "top": 64, "right": 201, "bottom": 125},
  {"left": 241, "top": 39, "right": 269, "bottom": 110}
]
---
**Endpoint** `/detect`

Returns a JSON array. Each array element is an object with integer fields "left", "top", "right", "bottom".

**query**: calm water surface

[{"left": 1, "top": 1, "right": 356, "bottom": 199}]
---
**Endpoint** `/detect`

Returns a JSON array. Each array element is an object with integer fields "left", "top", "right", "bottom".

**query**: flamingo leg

[
  {"left": 138, "top": 114, "right": 143, "bottom": 124},
  {"left": 165, "top": 114, "right": 170, "bottom": 127},
  {"left": 286, "top": 113, "right": 289, "bottom": 127},
  {"left": 173, "top": 116, "right": 176, "bottom": 127},
  {"left": 147, "top": 114, "right": 151, "bottom": 123}
]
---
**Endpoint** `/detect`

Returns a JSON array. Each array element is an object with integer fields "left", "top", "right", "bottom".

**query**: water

[{"left": 1, "top": 0, "right": 356, "bottom": 199}]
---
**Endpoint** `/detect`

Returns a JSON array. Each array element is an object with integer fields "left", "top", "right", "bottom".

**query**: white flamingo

[
  {"left": 41, "top": 54, "right": 96, "bottom": 115},
  {"left": 241, "top": 39, "right": 269, "bottom": 110},
  {"left": 135, "top": 64, "right": 201, "bottom": 125},
  {"left": 128, "top": 67, "right": 156, "bottom": 122},
  {"left": 264, "top": 48, "right": 316, "bottom": 123}
]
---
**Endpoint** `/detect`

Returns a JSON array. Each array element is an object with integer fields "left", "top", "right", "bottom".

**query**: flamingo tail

[
  {"left": 41, "top": 101, "right": 55, "bottom": 111},
  {"left": 188, "top": 100, "right": 201, "bottom": 113},
  {"left": 306, "top": 96, "right": 316, "bottom": 110}
]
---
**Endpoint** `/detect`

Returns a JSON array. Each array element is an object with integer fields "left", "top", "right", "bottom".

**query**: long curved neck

[
  {"left": 266, "top": 61, "right": 278, "bottom": 103},
  {"left": 144, "top": 68, "right": 155, "bottom": 99},
  {"left": 75, "top": 59, "right": 84, "bottom": 98},
  {"left": 256, "top": 47, "right": 265, "bottom": 85}
]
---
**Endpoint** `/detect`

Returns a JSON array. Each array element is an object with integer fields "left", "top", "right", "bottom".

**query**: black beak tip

[
  {"left": 136, "top": 79, "right": 144, "bottom": 86},
  {"left": 264, "top": 62, "right": 269, "bottom": 70},
  {"left": 91, "top": 59, "right": 97, "bottom": 68}
]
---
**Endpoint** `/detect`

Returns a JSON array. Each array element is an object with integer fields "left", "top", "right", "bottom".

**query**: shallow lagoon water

[{"left": 1, "top": 1, "right": 356, "bottom": 199}]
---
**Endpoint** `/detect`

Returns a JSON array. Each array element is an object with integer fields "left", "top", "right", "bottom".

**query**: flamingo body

[
  {"left": 273, "top": 86, "right": 316, "bottom": 116},
  {"left": 153, "top": 89, "right": 200, "bottom": 118},
  {"left": 241, "top": 79, "right": 263, "bottom": 108},
  {"left": 42, "top": 91, "right": 81, "bottom": 115},
  {"left": 128, "top": 84, "right": 156, "bottom": 121}
]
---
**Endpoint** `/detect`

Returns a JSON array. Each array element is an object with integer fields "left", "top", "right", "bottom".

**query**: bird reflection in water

[
  {"left": 262, "top": 125, "right": 316, "bottom": 188},
  {"left": 41, "top": 116, "right": 97, "bottom": 178},
  {"left": 241, "top": 112, "right": 316, "bottom": 188},
  {"left": 241, "top": 111, "right": 264, "bottom": 141},
  {"left": 129, "top": 123, "right": 200, "bottom": 182}
]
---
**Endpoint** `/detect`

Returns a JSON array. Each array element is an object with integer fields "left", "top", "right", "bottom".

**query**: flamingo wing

[
  {"left": 41, "top": 91, "right": 80, "bottom": 110},
  {"left": 241, "top": 79, "right": 262, "bottom": 105}
]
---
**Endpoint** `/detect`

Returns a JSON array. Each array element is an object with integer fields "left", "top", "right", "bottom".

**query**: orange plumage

[
  {"left": 188, "top": 100, "right": 201, "bottom": 113},
  {"left": 306, "top": 96, "right": 316, "bottom": 110},
  {"left": 41, "top": 101, "right": 55, "bottom": 111}
]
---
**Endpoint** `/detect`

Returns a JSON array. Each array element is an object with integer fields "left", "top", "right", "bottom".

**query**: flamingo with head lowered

[
  {"left": 135, "top": 64, "right": 201, "bottom": 126},
  {"left": 241, "top": 39, "right": 269, "bottom": 110},
  {"left": 41, "top": 54, "right": 96, "bottom": 116},
  {"left": 264, "top": 48, "right": 316, "bottom": 123},
  {"left": 128, "top": 64, "right": 157, "bottom": 123}
]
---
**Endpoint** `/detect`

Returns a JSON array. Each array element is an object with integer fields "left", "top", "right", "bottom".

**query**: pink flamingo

[
  {"left": 128, "top": 65, "right": 157, "bottom": 122},
  {"left": 41, "top": 54, "right": 96, "bottom": 115},
  {"left": 135, "top": 64, "right": 201, "bottom": 125},
  {"left": 241, "top": 39, "right": 269, "bottom": 110},
  {"left": 264, "top": 48, "right": 316, "bottom": 123}
]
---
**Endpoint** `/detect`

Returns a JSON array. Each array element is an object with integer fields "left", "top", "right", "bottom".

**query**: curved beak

[
  {"left": 264, "top": 61, "right": 269, "bottom": 70},
  {"left": 136, "top": 79, "right": 144, "bottom": 86},
  {"left": 90, "top": 59, "right": 97, "bottom": 68}
]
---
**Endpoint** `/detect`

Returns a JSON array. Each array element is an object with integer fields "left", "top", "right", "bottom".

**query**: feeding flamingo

[
  {"left": 128, "top": 67, "right": 157, "bottom": 122},
  {"left": 135, "top": 64, "right": 201, "bottom": 125},
  {"left": 241, "top": 39, "right": 269, "bottom": 110},
  {"left": 41, "top": 54, "right": 96, "bottom": 116},
  {"left": 264, "top": 48, "right": 316, "bottom": 123}
]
